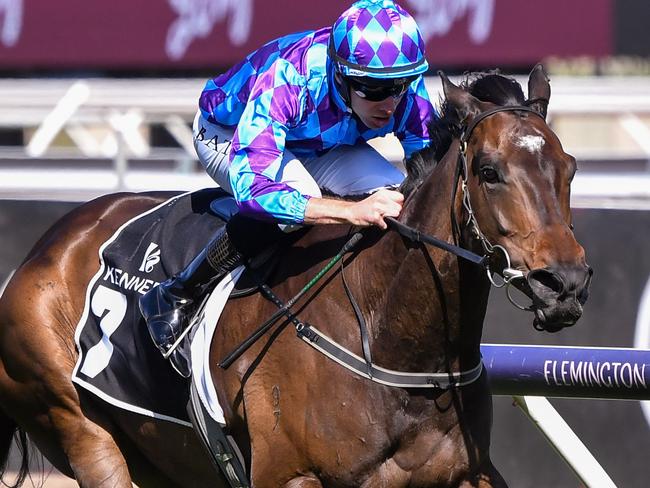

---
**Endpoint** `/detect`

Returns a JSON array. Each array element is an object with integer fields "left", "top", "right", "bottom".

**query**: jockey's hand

[
  {"left": 349, "top": 189, "right": 404, "bottom": 229},
  {"left": 303, "top": 189, "right": 404, "bottom": 229}
]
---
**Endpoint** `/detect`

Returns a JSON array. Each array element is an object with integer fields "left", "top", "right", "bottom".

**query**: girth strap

[{"left": 187, "top": 381, "right": 249, "bottom": 487}]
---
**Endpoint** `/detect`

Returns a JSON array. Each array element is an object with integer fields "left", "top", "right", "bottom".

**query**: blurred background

[{"left": 0, "top": 0, "right": 648, "bottom": 486}]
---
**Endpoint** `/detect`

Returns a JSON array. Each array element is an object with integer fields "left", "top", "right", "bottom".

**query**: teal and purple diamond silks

[{"left": 198, "top": 21, "right": 434, "bottom": 224}]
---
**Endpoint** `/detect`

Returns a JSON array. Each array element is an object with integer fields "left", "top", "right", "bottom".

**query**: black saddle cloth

[{"left": 72, "top": 189, "right": 234, "bottom": 424}]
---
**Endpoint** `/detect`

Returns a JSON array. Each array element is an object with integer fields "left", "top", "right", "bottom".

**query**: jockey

[{"left": 140, "top": 0, "right": 436, "bottom": 360}]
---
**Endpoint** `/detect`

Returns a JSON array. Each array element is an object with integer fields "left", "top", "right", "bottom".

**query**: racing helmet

[{"left": 329, "top": 0, "right": 429, "bottom": 80}]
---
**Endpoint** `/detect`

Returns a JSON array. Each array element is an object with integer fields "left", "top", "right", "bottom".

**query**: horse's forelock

[{"left": 467, "top": 72, "right": 526, "bottom": 106}]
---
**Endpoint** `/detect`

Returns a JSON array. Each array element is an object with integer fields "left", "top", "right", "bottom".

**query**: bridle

[{"left": 389, "top": 104, "right": 547, "bottom": 310}]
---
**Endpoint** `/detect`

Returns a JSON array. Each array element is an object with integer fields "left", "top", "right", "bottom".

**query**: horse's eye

[{"left": 480, "top": 166, "right": 500, "bottom": 184}]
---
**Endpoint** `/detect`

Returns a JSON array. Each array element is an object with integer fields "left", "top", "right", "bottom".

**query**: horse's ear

[
  {"left": 527, "top": 64, "right": 551, "bottom": 119},
  {"left": 438, "top": 71, "right": 483, "bottom": 123}
]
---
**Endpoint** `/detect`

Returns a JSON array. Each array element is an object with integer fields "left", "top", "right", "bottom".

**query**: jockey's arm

[{"left": 303, "top": 189, "right": 403, "bottom": 230}]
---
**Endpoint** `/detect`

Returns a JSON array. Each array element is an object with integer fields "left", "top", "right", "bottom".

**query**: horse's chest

[
  {"left": 342, "top": 429, "right": 467, "bottom": 487},
  {"left": 318, "top": 401, "right": 467, "bottom": 486}
]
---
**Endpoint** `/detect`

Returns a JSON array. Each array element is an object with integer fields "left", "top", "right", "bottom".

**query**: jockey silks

[{"left": 198, "top": 27, "right": 435, "bottom": 224}]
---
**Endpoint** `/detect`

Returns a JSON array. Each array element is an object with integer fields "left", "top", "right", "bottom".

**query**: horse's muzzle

[{"left": 526, "top": 264, "right": 593, "bottom": 332}]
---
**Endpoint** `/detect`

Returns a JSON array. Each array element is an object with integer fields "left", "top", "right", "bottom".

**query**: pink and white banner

[{"left": 0, "top": 0, "right": 612, "bottom": 70}]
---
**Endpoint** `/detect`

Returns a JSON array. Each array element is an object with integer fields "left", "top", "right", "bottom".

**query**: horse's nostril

[{"left": 527, "top": 269, "right": 565, "bottom": 296}]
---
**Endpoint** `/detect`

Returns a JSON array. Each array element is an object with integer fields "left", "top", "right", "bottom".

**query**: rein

[{"left": 384, "top": 216, "right": 485, "bottom": 266}]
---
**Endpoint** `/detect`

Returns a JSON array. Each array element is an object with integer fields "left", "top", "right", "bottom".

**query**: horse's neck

[{"left": 352, "top": 141, "right": 490, "bottom": 372}]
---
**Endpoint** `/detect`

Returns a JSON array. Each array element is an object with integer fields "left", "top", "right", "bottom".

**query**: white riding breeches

[{"left": 192, "top": 111, "right": 405, "bottom": 199}]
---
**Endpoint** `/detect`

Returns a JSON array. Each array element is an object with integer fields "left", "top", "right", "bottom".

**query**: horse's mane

[{"left": 400, "top": 71, "right": 526, "bottom": 197}]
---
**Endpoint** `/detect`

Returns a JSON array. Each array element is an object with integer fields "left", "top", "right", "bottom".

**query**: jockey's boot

[{"left": 139, "top": 226, "right": 243, "bottom": 361}]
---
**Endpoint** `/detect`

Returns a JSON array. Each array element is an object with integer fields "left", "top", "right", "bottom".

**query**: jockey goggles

[{"left": 346, "top": 75, "right": 417, "bottom": 102}]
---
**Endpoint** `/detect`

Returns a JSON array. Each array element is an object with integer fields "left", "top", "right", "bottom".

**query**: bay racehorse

[{"left": 0, "top": 66, "right": 591, "bottom": 487}]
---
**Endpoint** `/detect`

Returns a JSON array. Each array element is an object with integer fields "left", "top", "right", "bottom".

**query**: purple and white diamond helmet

[{"left": 329, "top": 0, "right": 428, "bottom": 80}]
